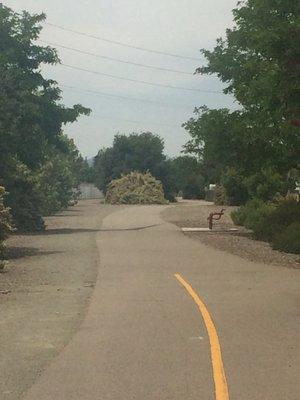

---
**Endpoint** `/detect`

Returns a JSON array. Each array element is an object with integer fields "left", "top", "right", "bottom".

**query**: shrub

[
  {"left": 215, "top": 185, "right": 228, "bottom": 205},
  {"left": 231, "top": 203, "right": 247, "bottom": 226},
  {"left": 37, "top": 153, "right": 78, "bottom": 215},
  {"left": 272, "top": 222, "right": 300, "bottom": 254},
  {"left": 231, "top": 198, "right": 275, "bottom": 239},
  {"left": 231, "top": 197, "right": 300, "bottom": 247},
  {"left": 0, "top": 187, "right": 13, "bottom": 269},
  {"left": 6, "top": 177, "right": 45, "bottom": 232},
  {"left": 230, "top": 208, "right": 245, "bottom": 226},
  {"left": 231, "top": 198, "right": 266, "bottom": 226},
  {"left": 245, "top": 168, "right": 289, "bottom": 202},
  {"left": 105, "top": 171, "right": 167, "bottom": 205},
  {"left": 3, "top": 158, "right": 45, "bottom": 231},
  {"left": 221, "top": 168, "right": 249, "bottom": 205},
  {"left": 268, "top": 198, "right": 300, "bottom": 226},
  {"left": 246, "top": 203, "right": 277, "bottom": 241},
  {"left": 233, "top": 199, "right": 275, "bottom": 240},
  {"left": 253, "top": 198, "right": 300, "bottom": 241}
]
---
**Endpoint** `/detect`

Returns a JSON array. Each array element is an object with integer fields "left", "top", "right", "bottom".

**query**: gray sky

[{"left": 5, "top": 0, "right": 238, "bottom": 158}]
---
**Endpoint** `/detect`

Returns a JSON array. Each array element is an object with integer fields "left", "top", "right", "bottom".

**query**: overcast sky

[{"left": 5, "top": 0, "right": 238, "bottom": 158}]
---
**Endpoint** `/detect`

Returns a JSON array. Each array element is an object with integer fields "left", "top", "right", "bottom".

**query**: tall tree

[
  {"left": 94, "top": 132, "right": 166, "bottom": 189},
  {"left": 183, "top": 0, "right": 299, "bottom": 204},
  {"left": 197, "top": 0, "right": 299, "bottom": 170},
  {"left": 169, "top": 156, "right": 205, "bottom": 199},
  {"left": 0, "top": 5, "right": 90, "bottom": 230}
]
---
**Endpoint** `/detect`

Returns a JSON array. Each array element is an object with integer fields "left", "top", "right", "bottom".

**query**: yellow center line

[{"left": 175, "top": 273, "right": 229, "bottom": 400}]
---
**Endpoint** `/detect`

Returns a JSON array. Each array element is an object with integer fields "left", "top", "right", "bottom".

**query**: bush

[
  {"left": 6, "top": 178, "right": 45, "bottom": 232},
  {"left": 254, "top": 198, "right": 300, "bottom": 241},
  {"left": 230, "top": 208, "right": 245, "bottom": 226},
  {"left": 215, "top": 185, "right": 228, "bottom": 205},
  {"left": 231, "top": 198, "right": 266, "bottom": 226},
  {"left": 221, "top": 168, "right": 249, "bottom": 205},
  {"left": 235, "top": 199, "right": 275, "bottom": 240},
  {"left": 245, "top": 203, "right": 277, "bottom": 241},
  {"left": 231, "top": 198, "right": 275, "bottom": 240},
  {"left": 0, "top": 187, "right": 13, "bottom": 269},
  {"left": 3, "top": 157, "right": 45, "bottom": 231},
  {"left": 37, "top": 153, "right": 78, "bottom": 215},
  {"left": 272, "top": 222, "right": 300, "bottom": 254},
  {"left": 245, "top": 168, "right": 289, "bottom": 202},
  {"left": 105, "top": 171, "right": 167, "bottom": 205},
  {"left": 231, "top": 197, "right": 300, "bottom": 248},
  {"left": 268, "top": 198, "right": 300, "bottom": 226}
]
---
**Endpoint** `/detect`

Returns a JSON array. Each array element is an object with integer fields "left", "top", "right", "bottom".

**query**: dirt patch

[
  {"left": 0, "top": 200, "right": 118, "bottom": 400},
  {"left": 162, "top": 201, "right": 299, "bottom": 269}
]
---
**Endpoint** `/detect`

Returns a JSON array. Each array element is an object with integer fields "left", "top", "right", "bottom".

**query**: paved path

[
  {"left": 1, "top": 200, "right": 116, "bottom": 400},
  {"left": 23, "top": 205, "right": 299, "bottom": 399}
]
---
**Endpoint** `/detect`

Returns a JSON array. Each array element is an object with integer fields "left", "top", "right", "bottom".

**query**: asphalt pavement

[{"left": 22, "top": 204, "right": 300, "bottom": 400}]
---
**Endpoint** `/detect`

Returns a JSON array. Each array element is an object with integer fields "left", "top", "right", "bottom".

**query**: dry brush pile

[{"left": 105, "top": 172, "right": 167, "bottom": 205}]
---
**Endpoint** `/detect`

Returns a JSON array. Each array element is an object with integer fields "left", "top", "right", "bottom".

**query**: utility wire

[
  {"left": 59, "top": 63, "right": 222, "bottom": 94},
  {"left": 46, "top": 22, "right": 201, "bottom": 61},
  {"left": 88, "top": 113, "right": 182, "bottom": 128},
  {"left": 39, "top": 40, "right": 192, "bottom": 75},
  {"left": 61, "top": 84, "right": 194, "bottom": 109}
]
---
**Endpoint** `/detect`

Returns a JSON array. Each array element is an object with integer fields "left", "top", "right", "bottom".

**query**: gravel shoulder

[
  {"left": 162, "top": 200, "right": 299, "bottom": 269},
  {"left": 0, "top": 200, "right": 118, "bottom": 400}
]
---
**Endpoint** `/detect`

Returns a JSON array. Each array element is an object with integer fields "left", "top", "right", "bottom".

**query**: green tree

[
  {"left": 0, "top": 5, "right": 90, "bottom": 230},
  {"left": 183, "top": 0, "right": 299, "bottom": 204},
  {"left": 94, "top": 132, "right": 166, "bottom": 187},
  {"left": 197, "top": 0, "right": 299, "bottom": 171},
  {"left": 170, "top": 156, "right": 205, "bottom": 199},
  {"left": 77, "top": 158, "right": 95, "bottom": 183},
  {"left": 94, "top": 133, "right": 209, "bottom": 201},
  {"left": 183, "top": 107, "right": 252, "bottom": 181}
]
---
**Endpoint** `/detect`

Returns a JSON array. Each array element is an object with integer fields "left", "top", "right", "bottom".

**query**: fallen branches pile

[{"left": 105, "top": 172, "right": 167, "bottom": 205}]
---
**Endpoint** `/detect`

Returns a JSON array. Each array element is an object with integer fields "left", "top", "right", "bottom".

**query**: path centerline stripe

[{"left": 175, "top": 273, "right": 229, "bottom": 400}]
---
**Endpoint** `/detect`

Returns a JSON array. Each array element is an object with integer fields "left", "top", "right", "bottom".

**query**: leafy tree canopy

[
  {"left": 94, "top": 132, "right": 165, "bottom": 191},
  {"left": 0, "top": 5, "right": 91, "bottom": 230},
  {"left": 183, "top": 0, "right": 299, "bottom": 204},
  {"left": 198, "top": 0, "right": 300, "bottom": 125}
]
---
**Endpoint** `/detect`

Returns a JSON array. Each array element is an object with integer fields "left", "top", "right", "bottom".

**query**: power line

[
  {"left": 61, "top": 84, "right": 194, "bottom": 109},
  {"left": 88, "top": 113, "right": 182, "bottom": 129},
  {"left": 39, "top": 40, "right": 192, "bottom": 75},
  {"left": 59, "top": 63, "right": 222, "bottom": 94},
  {"left": 45, "top": 22, "right": 201, "bottom": 61}
]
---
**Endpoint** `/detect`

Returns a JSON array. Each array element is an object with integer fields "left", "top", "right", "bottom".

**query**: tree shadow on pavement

[
  {"left": 39, "top": 228, "right": 100, "bottom": 235},
  {"left": 5, "top": 246, "right": 63, "bottom": 260},
  {"left": 38, "top": 224, "right": 160, "bottom": 235}
]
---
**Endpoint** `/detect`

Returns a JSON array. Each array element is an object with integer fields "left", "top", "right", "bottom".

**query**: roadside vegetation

[
  {"left": 0, "top": 187, "right": 13, "bottom": 269},
  {"left": 232, "top": 198, "right": 300, "bottom": 254},
  {"left": 1, "top": 1, "right": 299, "bottom": 260},
  {"left": 0, "top": 5, "right": 93, "bottom": 263},
  {"left": 182, "top": 0, "right": 300, "bottom": 253},
  {"left": 105, "top": 172, "right": 167, "bottom": 205},
  {"left": 93, "top": 132, "right": 205, "bottom": 202},
  {"left": 92, "top": 1, "right": 299, "bottom": 253}
]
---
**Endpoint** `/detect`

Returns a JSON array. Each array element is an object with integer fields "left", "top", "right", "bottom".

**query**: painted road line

[{"left": 175, "top": 273, "right": 229, "bottom": 400}]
